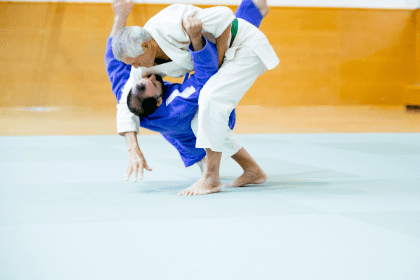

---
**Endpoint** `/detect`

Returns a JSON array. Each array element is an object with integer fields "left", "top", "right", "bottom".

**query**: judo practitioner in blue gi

[{"left": 106, "top": 0, "right": 268, "bottom": 190}]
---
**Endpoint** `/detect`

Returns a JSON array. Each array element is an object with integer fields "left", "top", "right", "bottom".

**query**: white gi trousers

[
  {"left": 194, "top": 45, "right": 268, "bottom": 153},
  {"left": 191, "top": 110, "right": 242, "bottom": 163}
]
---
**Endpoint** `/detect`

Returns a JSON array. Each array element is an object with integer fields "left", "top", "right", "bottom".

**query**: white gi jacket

[{"left": 117, "top": 4, "right": 279, "bottom": 134}]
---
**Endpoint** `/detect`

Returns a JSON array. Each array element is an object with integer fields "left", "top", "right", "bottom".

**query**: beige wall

[{"left": 0, "top": 2, "right": 417, "bottom": 108}]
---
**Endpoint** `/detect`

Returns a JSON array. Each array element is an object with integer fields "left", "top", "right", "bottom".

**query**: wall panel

[
  {"left": 0, "top": 2, "right": 417, "bottom": 108},
  {"left": 4, "top": 0, "right": 420, "bottom": 9}
]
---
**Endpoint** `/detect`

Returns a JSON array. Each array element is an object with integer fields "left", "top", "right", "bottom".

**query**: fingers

[
  {"left": 183, "top": 16, "right": 202, "bottom": 37},
  {"left": 183, "top": 16, "right": 193, "bottom": 25},
  {"left": 125, "top": 165, "right": 132, "bottom": 181},
  {"left": 139, "top": 166, "right": 144, "bottom": 181},
  {"left": 145, "top": 164, "right": 153, "bottom": 171},
  {"left": 138, "top": 163, "right": 152, "bottom": 180},
  {"left": 133, "top": 164, "right": 139, "bottom": 182},
  {"left": 184, "top": 16, "right": 201, "bottom": 26},
  {"left": 136, "top": 164, "right": 152, "bottom": 181},
  {"left": 125, "top": 157, "right": 152, "bottom": 183},
  {"left": 193, "top": 17, "right": 202, "bottom": 27}
]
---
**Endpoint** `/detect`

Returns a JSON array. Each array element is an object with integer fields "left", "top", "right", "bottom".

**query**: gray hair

[{"left": 112, "top": 26, "right": 152, "bottom": 61}]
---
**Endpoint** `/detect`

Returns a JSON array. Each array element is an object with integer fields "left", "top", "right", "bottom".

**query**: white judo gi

[{"left": 117, "top": 4, "right": 279, "bottom": 157}]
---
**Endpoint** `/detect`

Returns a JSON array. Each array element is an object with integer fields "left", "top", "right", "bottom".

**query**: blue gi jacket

[{"left": 105, "top": 37, "right": 235, "bottom": 167}]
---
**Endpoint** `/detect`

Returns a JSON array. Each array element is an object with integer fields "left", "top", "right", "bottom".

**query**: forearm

[
  {"left": 216, "top": 24, "right": 231, "bottom": 68},
  {"left": 190, "top": 35, "right": 205, "bottom": 52},
  {"left": 110, "top": 0, "right": 134, "bottom": 37},
  {"left": 123, "top": 130, "right": 152, "bottom": 181},
  {"left": 110, "top": 15, "right": 127, "bottom": 37},
  {"left": 124, "top": 131, "right": 141, "bottom": 152}
]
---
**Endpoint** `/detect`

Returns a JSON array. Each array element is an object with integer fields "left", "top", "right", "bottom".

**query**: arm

[
  {"left": 124, "top": 131, "right": 152, "bottom": 182},
  {"left": 105, "top": 37, "right": 131, "bottom": 102},
  {"left": 109, "top": 0, "right": 152, "bottom": 182},
  {"left": 192, "top": 6, "right": 235, "bottom": 67},
  {"left": 182, "top": 16, "right": 219, "bottom": 87},
  {"left": 110, "top": 0, "right": 133, "bottom": 37},
  {"left": 183, "top": 16, "right": 205, "bottom": 52},
  {"left": 184, "top": 39, "right": 218, "bottom": 88},
  {"left": 215, "top": 24, "right": 231, "bottom": 68},
  {"left": 105, "top": 0, "right": 134, "bottom": 101},
  {"left": 117, "top": 66, "right": 153, "bottom": 182}
]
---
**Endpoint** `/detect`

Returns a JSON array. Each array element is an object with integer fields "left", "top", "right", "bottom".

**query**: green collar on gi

[{"left": 230, "top": 18, "right": 238, "bottom": 48}]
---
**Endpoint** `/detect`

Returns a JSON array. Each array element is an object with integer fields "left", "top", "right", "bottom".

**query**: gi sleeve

[
  {"left": 104, "top": 37, "right": 132, "bottom": 102},
  {"left": 116, "top": 68, "right": 142, "bottom": 135},
  {"left": 183, "top": 37, "right": 218, "bottom": 88}
]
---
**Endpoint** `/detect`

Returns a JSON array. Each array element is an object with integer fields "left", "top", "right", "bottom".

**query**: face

[
  {"left": 122, "top": 41, "right": 156, "bottom": 69},
  {"left": 135, "top": 74, "right": 163, "bottom": 101}
]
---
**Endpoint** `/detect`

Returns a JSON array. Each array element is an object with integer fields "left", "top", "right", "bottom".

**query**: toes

[
  {"left": 178, "top": 190, "right": 188, "bottom": 196},
  {"left": 178, "top": 189, "right": 195, "bottom": 196},
  {"left": 179, "top": 189, "right": 193, "bottom": 196}
]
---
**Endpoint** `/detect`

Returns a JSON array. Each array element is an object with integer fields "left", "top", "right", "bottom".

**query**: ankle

[
  {"left": 201, "top": 171, "right": 220, "bottom": 181},
  {"left": 244, "top": 166, "right": 265, "bottom": 177}
]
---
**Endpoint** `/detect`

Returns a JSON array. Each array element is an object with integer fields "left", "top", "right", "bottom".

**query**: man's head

[
  {"left": 127, "top": 74, "right": 164, "bottom": 118},
  {"left": 112, "top": 26, "right": 157, "bottom": 68}
]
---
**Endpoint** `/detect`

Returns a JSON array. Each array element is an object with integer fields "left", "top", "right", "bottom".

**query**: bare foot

[
  {"left": 252, "top": 0, "right": 270, "bottom": 17},
  {"left": 178, "top": 174, "right": 222, "bottom": 196},
  {"left": 223, "top": 168, "right": 267, "bottom": 188}
]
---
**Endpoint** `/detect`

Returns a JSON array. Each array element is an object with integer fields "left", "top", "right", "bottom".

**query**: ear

[
  {"left": 141, "top": 40, "right": 151, "bottom": 50},
  {"left": 157, "top": 97, "right": 163, "bottom": 107}
]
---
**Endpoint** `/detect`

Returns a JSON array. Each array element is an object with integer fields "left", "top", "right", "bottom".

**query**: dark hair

[{"left": 127, "top": 75, "right": 164, "bottom": 118}]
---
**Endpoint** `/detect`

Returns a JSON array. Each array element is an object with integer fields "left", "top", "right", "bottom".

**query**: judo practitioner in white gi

[{"left": 112, "top": 0, "right": 279, "bottom": 195}]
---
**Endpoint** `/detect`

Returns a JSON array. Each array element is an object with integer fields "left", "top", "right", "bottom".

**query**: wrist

[
  {"left": 110, "top": 16, "right": 128, "bottom": 37},
  {"left": 190, "top": 34, "right": 201, "bottom": 41},
  {"left": 128, "top": 147, "right": 141, "bottom": 153},
  {"left": 190, "top": 36, "right": 205, "bottom": 51},
  {"left": 114, "top": 14, "right": 128, "bottom": 21},
  {"left": 113, "top": 15, "right": 128, "bottom": 27}
]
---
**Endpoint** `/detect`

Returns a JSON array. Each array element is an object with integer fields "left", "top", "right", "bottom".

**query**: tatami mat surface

[{"left": 1, "top": 133, "right": 419, "bottom": 280}]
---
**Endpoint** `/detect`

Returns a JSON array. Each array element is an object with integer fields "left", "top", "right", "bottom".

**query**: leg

[
  {"left": 189, "top": 0, "right": 264, "bottom": 176},
  {"left": 178, "top": 48, "right": 266, "bottom": 196},
  {"left": 196, "top": 48, "right": 266, "bottom": 152},
  {"left": 235, "top": 0, "right": 267, "bottom": 28},
  {"left": 252, "top": 0, "right": 269, "bottom": 17},
  {"left": 178, "top": 148, "right": 222, "bottom": 196},
  {"left": 192, "top": 108, "right": 237, "bottom": 173},
  {"left": 193, "top": 136, "right": 267, "bottom": 188},
  {"left": 223, "top": 147, "right": 267, "bottom": 188},
  {"left": 196, "top": 156, "right": 206, "bottom": 173},
  {"left": 191, "top": 110, "right": 242, "bottom": 172}
]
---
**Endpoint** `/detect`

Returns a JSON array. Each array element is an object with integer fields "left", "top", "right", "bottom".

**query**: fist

[
  {"left": 112, "top": 0, "right": 134, "bottom": 18},
  {"left": 182, "top": 16, "right": 203, "bottom": 39}
]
